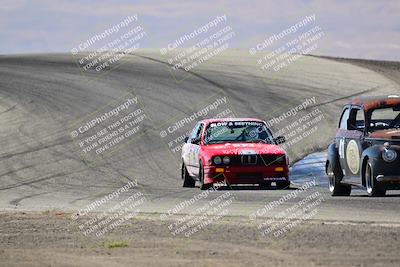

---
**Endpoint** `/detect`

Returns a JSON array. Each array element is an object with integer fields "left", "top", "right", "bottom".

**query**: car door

[
  {"left": 185, "top": 122, "right": 202, "bottom": 176},
  {"left": 189, "top": 123, "right": 204, "bottom": 178},
  {"left": 181, "top": 127, "right": 194, "bottom": 170},
  {"left": 337, "top": 106, "right": 365, "bottom": 184}
]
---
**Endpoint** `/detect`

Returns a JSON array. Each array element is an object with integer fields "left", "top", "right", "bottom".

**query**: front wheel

[
  {"left": 327, "top": 162, "right": 351, "bottom": 196},
  {"left": 199, "top": 162, "right": 212, "bottom": 190},
  {"left": 365, "top": 162, "right": 386, "bottom": 197},
  {"left": 182, "top": 162, "right": 195, "bottom": 188},
  {"left": 259, "top": 182, "right": 271, "bottom": 189},
  {"left": 276, "top": 181, "right": 290, "bottom": 189}
]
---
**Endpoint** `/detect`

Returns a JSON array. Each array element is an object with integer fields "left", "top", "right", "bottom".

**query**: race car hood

[
  {"left": 368, "top": 129, "right": 400, "bottom": 141},
  {"left": 202, "top": 142, "right": 286, "bottom": 156}
]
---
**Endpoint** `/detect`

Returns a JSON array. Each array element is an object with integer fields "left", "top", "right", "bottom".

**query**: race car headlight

[
  {"left": 213, "top": 156, "right": 222, "bottom": 165},
  {"left": 382, "top": 149, "right": 397, "bottom": 162},
  {"left": 223, "top": 156, "right": 230, "bottom": 165}
]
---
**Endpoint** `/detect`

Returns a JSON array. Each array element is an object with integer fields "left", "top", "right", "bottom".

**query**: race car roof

[
  {"left": 348, "top": 95, "right": 400, "bottom": 111},
  {"left": 200, "top": 118, "right": 264, "bottom": 124}
]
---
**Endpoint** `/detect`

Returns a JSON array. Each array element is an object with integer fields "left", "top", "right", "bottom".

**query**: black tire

[
  {"left": 276, "top": 181, "right": 290, "bottom": 189},
  {"left": 259, "top": 182, "right": 271, "bottom": 189},
  {"left": 199, "top": 162, "right": 212, "bottom": 190},
  {"left": 182, "top": 162, "right": 195, "bottom": 188},
  {"left": 365, "top": 161, "right": 386, "bottom": 197},
  {"left": 327, "top": 162, "right": 351, "bottom": 196}
]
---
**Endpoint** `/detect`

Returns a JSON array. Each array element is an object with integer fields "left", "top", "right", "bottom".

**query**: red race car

[{"left": 181, "top": 118, "right": 290, "bottom": 190}]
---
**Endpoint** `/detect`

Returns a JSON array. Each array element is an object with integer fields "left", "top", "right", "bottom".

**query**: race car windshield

[
  {"left": 204, "top": 121, "right": 274, "bottom": 144},
  {"left": 370, "top": 107, "right": 400, "bottom": 130}
]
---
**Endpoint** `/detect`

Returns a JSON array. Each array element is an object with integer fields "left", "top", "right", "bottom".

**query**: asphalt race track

[{"left": 0, "top": 51, "right": 399, "bottom": 224}]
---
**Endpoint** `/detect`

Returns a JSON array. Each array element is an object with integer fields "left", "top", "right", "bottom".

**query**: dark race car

[
  {"left": 181, "top": 118, "right": 289, "bottom": 190},
  {"left": 326, "top": 95, "right": 400, "bottom": 196}
]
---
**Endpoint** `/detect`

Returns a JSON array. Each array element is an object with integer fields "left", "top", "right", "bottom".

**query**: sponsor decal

[
  {"left": 263, "top": 177, "right": 287, "bottom": 181},
  {"left": 346, "top": 140, "right": 360, "bottom": 174},
  {"left": 209, "top": 121, "right": 264, "bottom": 127}
]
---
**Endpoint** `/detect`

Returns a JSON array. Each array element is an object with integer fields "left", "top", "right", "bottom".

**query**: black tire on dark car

[
  {"left": 327, "top": 162, "right": 351, "bottom": 196},
  {"left": 365, "top": 161, "right": 386, "bottom": 197}
]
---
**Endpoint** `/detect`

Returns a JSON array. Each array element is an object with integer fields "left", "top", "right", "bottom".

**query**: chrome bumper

[{"left": 376, "top": 175, "right": 400, "bottom": 182}]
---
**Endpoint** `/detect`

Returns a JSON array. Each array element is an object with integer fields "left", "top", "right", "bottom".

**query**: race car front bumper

[{"left": 203, "top": 165, "right": 289, "bottom": 185}]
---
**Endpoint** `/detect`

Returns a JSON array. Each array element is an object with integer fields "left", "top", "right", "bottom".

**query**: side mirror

[
  {"left": 192, "top": 137, "right": 200, "bottom": 145},
  {"left": 347, "top": 120, "right": 357, "bottom": 131},
  {"left": 184, "top": 137, "right": 189, "bottom": 143},
  {"left": 275, "top": 136, "right": 286, "bottom": 144}
]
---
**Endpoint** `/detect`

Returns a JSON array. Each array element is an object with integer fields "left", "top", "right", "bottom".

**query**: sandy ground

[{"left": 1, "top": 212, "right": 400, "bottom": 267}]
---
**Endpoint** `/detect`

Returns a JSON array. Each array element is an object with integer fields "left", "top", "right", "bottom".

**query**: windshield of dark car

[
  {"left": 370, "top": 107, "right": 400, "bottom": 130},
  {"left": 204, "top": 121, "right": 274, "bottom": 144}
]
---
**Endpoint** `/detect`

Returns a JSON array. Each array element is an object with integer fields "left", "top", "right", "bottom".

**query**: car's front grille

[
  {"left": 241, "top": 154, "right": 257, "bottom": 165},
  {"left": 229, "top": 155, "right": 283, "bottom": 166}
]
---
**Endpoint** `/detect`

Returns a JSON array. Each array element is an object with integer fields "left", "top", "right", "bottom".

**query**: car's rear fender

[{"left": 326, "top": 143, "right": 343, "bottom": 180}]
